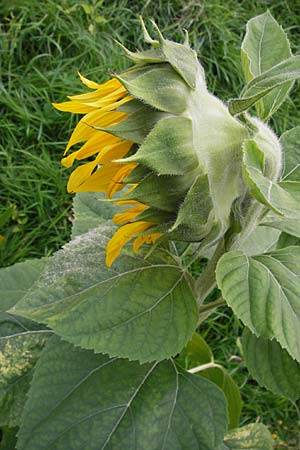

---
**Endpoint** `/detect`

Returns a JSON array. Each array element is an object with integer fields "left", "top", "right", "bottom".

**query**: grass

[{"left": 1, "top": 0, "right": 300, "bottom": 446}]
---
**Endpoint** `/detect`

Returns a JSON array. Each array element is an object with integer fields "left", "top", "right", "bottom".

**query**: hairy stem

[
  {"left": 188, "top": 361, "right": 222, "bottom": 374},
  {"left": 198, "top": 297, "right": 226, "bottom": 314},
  {"left": 195, "top": 238, "right": 225, "bottom": 306}
]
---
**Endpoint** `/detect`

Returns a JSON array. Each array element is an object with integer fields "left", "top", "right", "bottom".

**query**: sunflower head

[{"left": 53, "top": 19, "right": 282, "bottom": 266}]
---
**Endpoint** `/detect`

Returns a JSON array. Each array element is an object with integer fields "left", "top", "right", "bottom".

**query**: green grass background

[{"left": 1, "top": 0, "right": 300, "bottom": 447}]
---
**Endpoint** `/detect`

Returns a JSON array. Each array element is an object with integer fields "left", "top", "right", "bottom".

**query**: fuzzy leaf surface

[
  {"left": 243, "top": 140, "right": 300, "bottom": 217},
  {"left": 17, "top": 337, "right": 228, "bottom": 450},
  {"left": 242, "top": 328, "right": 300, "bottom": 400},
  {"left": 72, "top": 192, "right": 118, "bottom": 238},
  {"left": 0, "top": 328, "right": 50, "bottom": 427},
  {"left": 223, "top": 423, "right": 273, "bottom": 449},
  {"left": 280, "top": 126, "right": 300, "bottom": 181},
  {"left": 11, "top": 226, "right": 198, "bottom": 363},
  {"left": 241, "top": 11, "right": 292, "bottom": 120},
  {"left": 124, "top": 116, "right": 198, "bottom": 175},
  {"left": 229, "top": 55, "right": 300, "bottom": 115},
  {"left": 216, "top": 246, "right": 300, "bottom": 363},
  {"left": 0, "top": 259, "right": 47, "bottom": 312}
]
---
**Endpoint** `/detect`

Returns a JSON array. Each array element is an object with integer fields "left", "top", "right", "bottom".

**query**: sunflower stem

[
  {"left": 195, "top": 239, "right": 225, "bottom": 307},
  {"left": 198, "top": 297, "right": 226, "bottom": 314}
]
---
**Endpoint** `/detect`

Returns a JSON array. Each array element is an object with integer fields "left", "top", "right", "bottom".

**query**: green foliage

[
  {"left": 12, "top": 225, "right": 198, "bottom": 363},
  {"left": 1, "top": 2, "right": 300, "bottom": 448},
  {"left": 0, "top": 259, "right": 47, "bottom": 312},
  {"left": 178, "top": 334, "right": 242, "bottom": 430},
  {"left": 242, "top": 328, "right": 300, "bottom": 401},
  {"left": 224, "top": 423, "right": 274, "bottom": 449},
  {"left": 17, "top": 336, "right": 228, "bottom": 450},
  {"left": 71, "top": 192, "right": 119, "bottom": 238},
  {"left": 241, "top": 10, "right": 292, "bottom": 121},
  {"left": 217, "top": 247, "right": 300, "bottom": 362}
]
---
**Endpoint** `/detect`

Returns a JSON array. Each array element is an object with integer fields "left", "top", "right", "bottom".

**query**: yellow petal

[
  {"left": 67, "top": 162, "right": 123, "bottom": 193},
  {"left": 62, "top": 132, "right": 122, "bottom": 167},
  {"left": 52, "top": 101, "right": 96, "bottom": 114},
  {"left": 106, "top": 221, "right": 154, "bottom": 267},
  {"left": 86, "top": 91, "right": 130, "bottom": 109},
  {"left": 107, "top": 163, "right": 137, "bottom": 198},
  {"left": 67, "top": 160, "right": 98, "bottom": 192},
  {"left": 97, "top": 141, "right": 132, "bottom": 164},
  {"left": 77, "top": 72, "right": 103, "bottom": 90},
  {"left": 133, "top": 233, "right": 162, "bottom": 253},
  {"left": 65, "top": 109, "right": 127, "bottom": 152},
  {"left": 112, "top": 204, "right": 148, "bottom": 224}
]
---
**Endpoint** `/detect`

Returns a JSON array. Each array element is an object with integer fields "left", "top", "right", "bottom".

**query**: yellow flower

[
  {"left": 56, "top": 21, "right": 278, "bottom": 268},
  {"left": 53, "top": 73, "right": 162, "bottom": 266}
]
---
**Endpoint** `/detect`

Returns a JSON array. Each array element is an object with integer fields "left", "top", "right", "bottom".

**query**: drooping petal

[
  {"left": 112, "top": 203, "right": 148, "bottom": 224},
  {"left": 133, "top": 233, "right": 162, "bottom": 253},
  {"left": 106, "top": 221, "right": 155, "bottom": 267},
  {"left": 65, "top": 109, "right": 127, "bottom": 152},
  {"left": 67, "top": 162, "right": 123, "bottom": 193},
  {"left": 107, "top": 163, "right": 137, "bottom": 198}
]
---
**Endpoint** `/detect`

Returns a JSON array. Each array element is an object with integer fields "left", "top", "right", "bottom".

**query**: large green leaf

[
  {"left": 236, "top": 225, "right": 280, "bottom": 256},
  {"left": 17, "top": 337, "right": 228, "bottom": 450},
  {"left": 242, "top": 328, "right": 300, "bottom": 400},
  {"left": 216, "top": 246, "right": 300, "bottom": 363},
  {"left": 229, "top": 55, "right": 300, "bottom": 115},
  {"left": 241, "top": 11, "right": 292, "bottom": 121},
  {"left": 71, "top": 192, "right": 119, "bottom": 238},
  {"left": 243, "top": 140, "right": 300, "bottom": 217},
  {"left": 0, "top": 259, "right": 47, "bottom": 312},
  {"left": 177, "top": 334, "right": 242, "bottom": 430},
  {"left": 11, "top": 225, "right": 198, "bottom": 363},
  {"left": 223, "top": 423, "right": 273, "bottom": 450},
  {"left": 262, "top": 216, "right": 300, "bottom": 238},
  {"left": 280, "top": 126, "right": 300, "bottom": 181},
  {"left": 0, "top": 329, "right": 50, "bottom": 427},
  {"left": 201, "top": 367, "right": 241, "bottom": 431}
]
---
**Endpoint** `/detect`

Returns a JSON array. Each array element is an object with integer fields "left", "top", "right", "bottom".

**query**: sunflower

[{"left": 54, "top": 20, "right": 282, "bottom": 267}]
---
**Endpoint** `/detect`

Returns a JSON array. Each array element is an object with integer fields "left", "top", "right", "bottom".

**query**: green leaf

[
  {"left": 177, "top": 333, "right": 213, "bottom": 369},
  {"left": 216, "top": 246, "right": 300, "bottom": 363},
  {"left": 0, "top": 329, "right": 50, "bottom": 427},
  {"left": 277, "top": 232, "right": 300, "bottom": 249},
  {"left": 0, "top": 427, "right": 18, "bottom": 450},
  {"left": 243, "top": 140, "right": 300, "bottom": 217},
  {"left": 242, "top": 328, "right": 300, "bottom": 400},
  {"left": 224, "top": 423, "right": 273, "bottom": 449},
  {"left": 11, "top": 225, "right": 198, "bottom": 363},
  {"left": 241, "top": 11, "right": 292, "bottom": 120},
  {"left": 71, "top": 192, "right": 118, "bottom": 238},
  {"left": 262, "top": 216, "right": 300, "bottom": 239},
  {"left": 280, "top": 126, "right": 300, "bottom": 181},
  {"left": 177, "top": 334, "right": 242, "bottom": 430},
  {"left": 118, "top": 66, "right": 190, "bottom": 114},
  {"left": 0, "top": 259, "right": 47, "bottom": 312},
  {"left": 229, "top": 55, "right": 300, "bottom": 116},
  {"left": 123, "top": 117, "right": 198, "bottom": 175},
  {"left": 201, "top": 367, "right": 241, "bottom": 430},
  {"left": 17, "top": 337, "right": 228, "bottom": 450},
  {"left": 236, "top": 225, "right": 280, "bottom": 256}
]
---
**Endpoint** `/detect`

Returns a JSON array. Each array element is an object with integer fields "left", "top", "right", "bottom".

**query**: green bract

[{"left": 100, "top": 18, "right": 286, "bottom": 255}]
